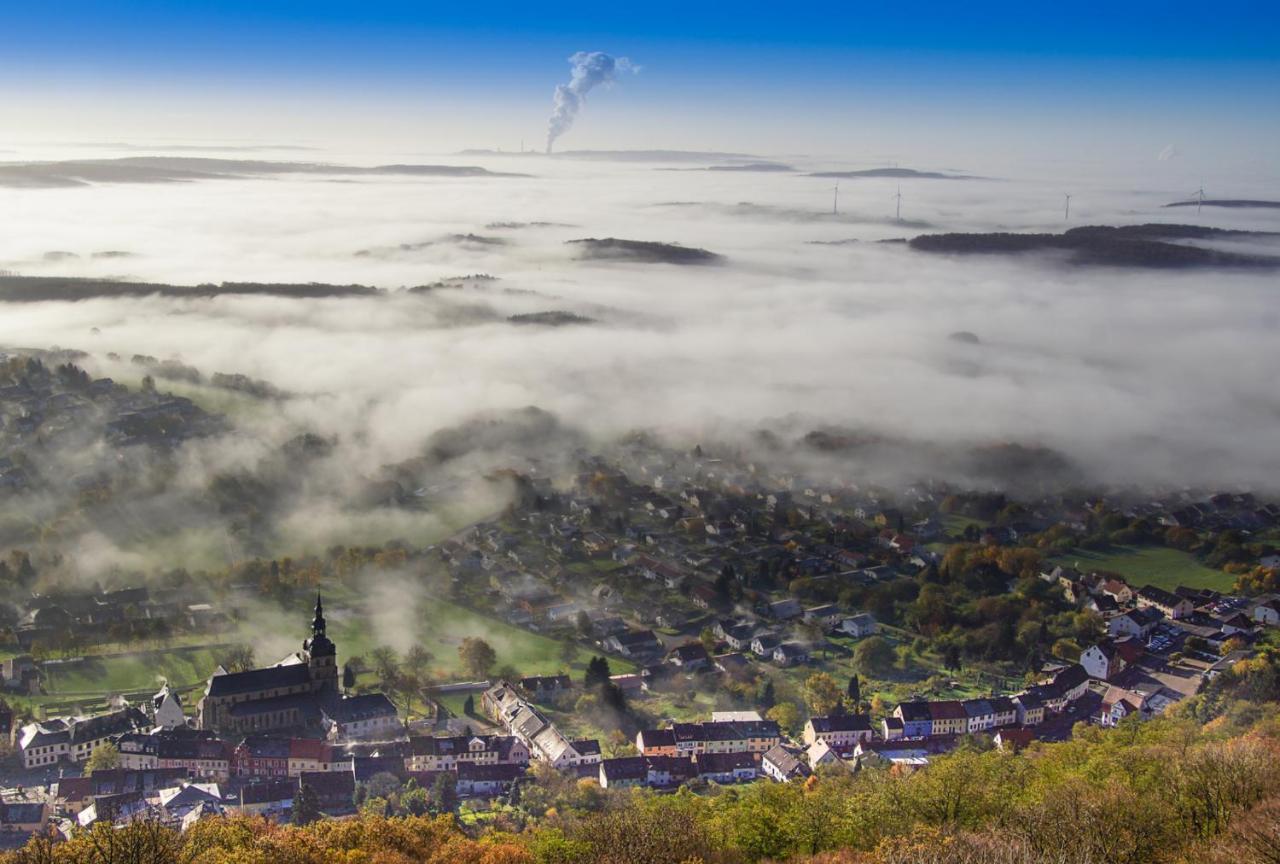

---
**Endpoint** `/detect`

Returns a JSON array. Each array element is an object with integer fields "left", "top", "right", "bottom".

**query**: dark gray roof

[
  {"left": 323, "top": 694, "right": 396, "bottom": 723},
  {"left": 207, "top": 664, "right": 312, "bottom": 698}
]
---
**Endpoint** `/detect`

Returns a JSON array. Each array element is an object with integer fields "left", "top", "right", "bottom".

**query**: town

[{"left": 2, "top": 433, "right": 1278, "bottom": 844}]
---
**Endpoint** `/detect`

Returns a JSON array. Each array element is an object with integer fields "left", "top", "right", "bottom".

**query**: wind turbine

[
  {"left": 1064, "top": 193, "right": 1072, "bottom": 221},
  {"left": 833, "top": 182, "right": 840, "bottom": 215},
  {"left": 1195, "top": 183, "right": 1205, "bottom": 215},
  {"left": 893, "top": 186, "right": 903, "bottom": 222}
]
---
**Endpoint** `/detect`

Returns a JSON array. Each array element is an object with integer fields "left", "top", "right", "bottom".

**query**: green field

[
  {"left": 323, "top": 593, "right": 626, "bottom": 680},
  {"left": 40, "top": 645, "right": 225, "bottom": 696},
  {"left": 1053, "top": 544, "right": 1234, "bottom": 592}
]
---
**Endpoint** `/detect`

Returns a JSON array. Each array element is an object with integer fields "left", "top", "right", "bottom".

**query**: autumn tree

[
  {"left": 83, "top": 742, "right": 120, "bottom": 776},
  {"left": 458, "top": 637, "right": 497, "bottom": 679},
  {"left": 804, "top": 672, "right": 844, "bottom": 716},
  {"left": 853, "top": 635, "right": 896, "bottom": 677}
]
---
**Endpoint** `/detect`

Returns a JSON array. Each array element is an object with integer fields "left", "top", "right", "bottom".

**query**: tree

[
  {"left": 293, "top": 782, "right": 321, "bottom": 825},
  {"left": 370, "top": 646, "right": 400, "bottom": 686},
  {"left": 699, "top": 626, "right": 719, "bottom": 656},
  {"left": 463, "top": 694, "right": 475, "bottom": 716},
  {"left": 431, "top": 772, "right": 458, "bottom": 813},
  {"left": 584, "top": 656, "right": 612, "bottom": 689},
  {"left": 853, "top": 635, "right": 896, "bottom": 677},
  {"left": 222, "top": 644, "right": 255, "bottom": 673},
  {"left": 405, "top": 645, "right": 434, "bottom": 678},
  {"left": 458, "top": 637, "right": 497, "bottom": 680},
  {"left": 342, "top": 663, "right": 357, "bottom": 692},
  {"left": 847, "top": 673, "right": 862, "bottom": 704},
  {"left": 766, "top": 702, "right": 801, "bottom": 736},
  {"left": 804, "top": 672, "right": 844, "bottom": 716},
  {"left": 576, "top": 610, "right": 594, "bottom": 638},
  {"left": 759, "top": 678, "right": 776, "bottom": 709},
  {"left": 84, "top": 742, "right": 120, "bottom": 775},
  {"left": 559, "top": 640, "right": 579, "bottom": 670}
]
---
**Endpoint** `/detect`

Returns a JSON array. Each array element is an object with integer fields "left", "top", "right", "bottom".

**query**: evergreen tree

[
  {"left": 293, "top": 782, "right": 321, "bottom": 826},
  {"left": 463, "top": 694, "right": 475, "bottom": 716},
  {"left": 847, "top": 673, "right": 861, "bottom": 704},
  {"left": 758, "top": 679, "right": 776, "bottom": 709},
  {"left": 584, "top": 656, "right": 612, "bottom": 689},
  {"left": 431, "top": 773, "right": 458, "bottom": 813}
]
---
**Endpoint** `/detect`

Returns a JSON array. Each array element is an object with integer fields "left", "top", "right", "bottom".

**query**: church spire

[{"left": 312, "top": 592, "right": 326, "bottom": 636}]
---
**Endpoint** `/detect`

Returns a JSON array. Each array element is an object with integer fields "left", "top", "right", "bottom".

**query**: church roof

[{"left": 207, "top": 663, "right": 312, "bottom": 698}]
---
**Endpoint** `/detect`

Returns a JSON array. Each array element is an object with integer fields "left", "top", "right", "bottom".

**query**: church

[{"left": 197, "top": 595, "right": 398, "bottom": 740}]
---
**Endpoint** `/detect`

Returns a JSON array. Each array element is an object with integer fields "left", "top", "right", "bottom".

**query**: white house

[
  {"left": 152, "top": 684, "right": 187, "bottom": 730},
  {"left": 836, "top": 613, "right": 877, "bottom": 638}
]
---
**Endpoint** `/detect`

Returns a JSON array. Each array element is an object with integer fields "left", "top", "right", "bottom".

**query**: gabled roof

[
  {"left": 600, "top": 756, "right": 648, "bottom": 781},
  {"left": 207, "top": 663, "right": 312, "bottom": 697},
  {"left": 809, "top": 714, "right": 872, "bottom": 734},
  {"left": 928, "top": 701, "right": 967, "bottom": 721}
]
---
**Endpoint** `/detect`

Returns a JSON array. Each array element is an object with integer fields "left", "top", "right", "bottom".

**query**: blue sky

[{"left": 2, "top": 1, "right": 1277, "bottom": 163}]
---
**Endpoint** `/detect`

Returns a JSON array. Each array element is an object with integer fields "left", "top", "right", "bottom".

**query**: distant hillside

[
  {"left": 908, "top": 224, "right": 1280, "bottom": 268},
  {"left": 0, "top": 156, "right": 528, "bottom": 187},
  {"left": 1164, "top": 199, "right": 1280, "bottom": 209},
  {"left": 568, "top": 238, "right": 724, "bottom": 265},
  {"left": 0, "top": 275, "right": 383, "bottom": 301},
  {"left": 809, "top": 167, "right": 974, "bottom": 180}
]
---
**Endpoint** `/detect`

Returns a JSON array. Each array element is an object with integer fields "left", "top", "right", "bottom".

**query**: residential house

[
  {"left": 0, "top": 801, "right": 47, "bottom": 837},
  {"left": 960, "top": 699, "right": 997, "bottom": 733},
  {"left": 667, "top": 643, "right": 711, "bottom": 671},
  {"left": 1251, "top": 598, "right": 1280, "bottom": 627},
  {"left": 605, "top": 629, "right": 664, "bottom": 659},
  {"left": 456, "top": 762, "right": 524, "bottom": 797},
  {"left": 761, "top": 744, "right": 812, "bottom": 782},
  {"left": 1098, "top": 687, "right": 1153, "bottom": 727},
  {"left": 695, "top": 751, "right": 758, "bottom": 783},
  {"left": 518, "top": 675, "right": 573, "bottom": 700},
  {"left": 928, "top": 701, "right": 968, "bottom": 736},
  {"left": 405, "top": 734, "right": 528, "bottom": 773},
  {"left": 18, "top": 706, "right": 148, "bottom": 769},
  {"left": 297, "top": 770, "right": 355, "bottom": 813},
  {"left": 993, "top": 728, "right": 1037, "bottom": 753},
  {"left": 835, "top": 614, "right": 877, "bottom": 638},
  {"left": 803, "top": 605, "right": 844, "bottom": 629},
  {"left": 1012, "top": 694, "right": 1045, "bottom": 727},
  {"left": 235, "top": 779, "right": 294, "bottom": 817},
  {"left": 803, "top": 714, "right": 873, "bottom": 750},
  {"left": 893, "top": 702, "right": 932, "bottom": 738},
  {"left": 988, "top": 696, "right": 1018, "bottom": 728},
  {"left": 772, "top": 642, "right": 810, "bottom": 666},
  {"left": 1136, "top": 585, "right": 1194, "bottom": 620},
  {"left": 1108, "top": 607, "right": 1162, "bottom": 639},
  {"left": 233, "top": 736, "right": 290, "bottom": 778},
  {"left": 805, "top": 739, "right": 840, "bottom": 769},
  {"left": 599, "top": 756, "right": 648, "bottom": 789}
]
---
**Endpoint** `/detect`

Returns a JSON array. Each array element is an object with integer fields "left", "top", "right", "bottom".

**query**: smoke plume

[{"left": 546, "top": 51, "right": 634, "bottom": 153}]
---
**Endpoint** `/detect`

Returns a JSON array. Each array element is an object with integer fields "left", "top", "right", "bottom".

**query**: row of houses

[
  {"left": 887, "top": 664, "right": 1090, "bottom": 740},
  {"left": 481, "top": 681, "right": 602, "bottom": 768},
  {"left": 599, "top": 752, "right": 759, "bottom": 788},
  {"left": 634, "top": 717, "right": 783, "bottom": 758}
]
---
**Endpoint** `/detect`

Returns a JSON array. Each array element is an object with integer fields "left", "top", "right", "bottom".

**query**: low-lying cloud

[{"left": 1, "top": 148, "right": 1279, "bottom": 576}]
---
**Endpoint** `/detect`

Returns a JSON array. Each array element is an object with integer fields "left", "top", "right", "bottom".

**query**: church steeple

[
  {"left": 312, "top": 592, "right": 326, "bottom": 637},
  {"left": 304, "top": 591, "right": 338, "bottom": 694}
]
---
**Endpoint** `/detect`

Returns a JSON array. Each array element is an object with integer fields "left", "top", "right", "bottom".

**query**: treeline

[{"left": 6, "top": 706, "right": 1280, "bottom": 864}]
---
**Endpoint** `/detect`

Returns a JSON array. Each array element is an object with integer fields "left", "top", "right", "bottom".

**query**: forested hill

[{"left": 0, "top": 275, "right": 382, "bottom": 301}]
